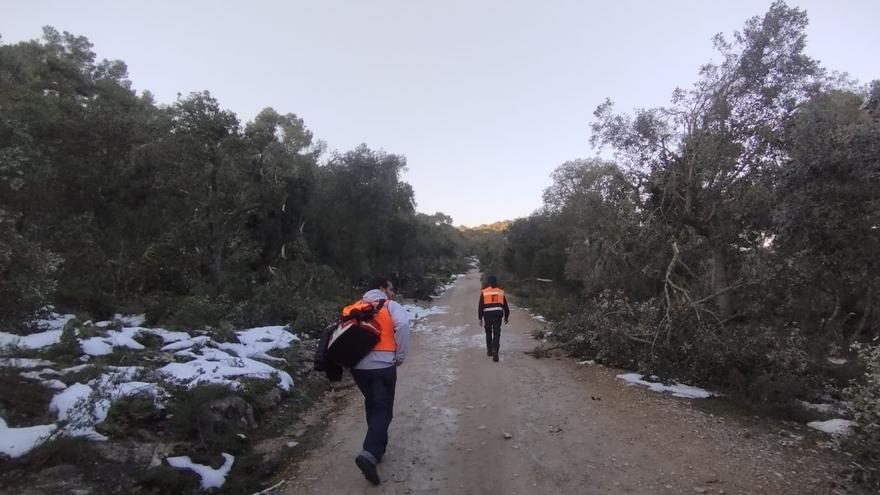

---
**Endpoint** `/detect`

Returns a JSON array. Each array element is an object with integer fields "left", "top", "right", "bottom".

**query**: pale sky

[{"left": 3, "top": 1, "right": 878, "bottom": 226}]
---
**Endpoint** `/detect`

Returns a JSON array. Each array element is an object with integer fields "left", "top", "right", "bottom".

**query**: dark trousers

[
  {"left": 351, "top": 366, "right": 397, "bottom": 460},
  {"left": 484, "top": 315, "right": 503, "bottom": 353}
]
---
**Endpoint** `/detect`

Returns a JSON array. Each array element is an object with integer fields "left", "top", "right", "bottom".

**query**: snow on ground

[
  {"left": 0, "top": 311, "right": 74, "bottom": 350},
  {"left": 797, "top": 398, "right": 851, "bottom": 418},
  {"left": 0, "top": 329, "right": 64, "bottom": 350},
  {"left": 80, "top": 329, "right": 150, "bottom": 356},
  {"left": 115, "top": 314, "right": 146, "bottom": 327},
  {"left": 20, "top": 368, "right": 60, "bottom": 380},
  {"left": 167, "top": 453, "right": 235, "bottom": 489},
  {"left": 431, "top": 273, "right": 467, "bottom": 298},
  {"left": 48, "top": 367, "right": 165, "bottom": 439},
  {"left": 104, "top": 330, "right": 146, "bottom": 350},
  {"left": 401, "top": 304, "right": 449, "bottom": 321},
  {"left": 58, "top": 364, "right": 93, "bottom": 375},
  {"left": 807, "top": 418, "right": 855, "bottom": 435},
  {"left": 0, "top": 418, "right": 57, "bottom": 458},
  {"left": 33, "top": 311, "right": 76, "bottom": 331},
  {"left": 518, "top": 307, "right": 548, "bottom": 323},
  {"left": 135, "top": 327, "right": 191, "bottom": 343},
  {"left": 617, "top": 373, "right": 714, "bottom": 399},
  {"left": 2, "top": 314, "right": 300, "bottom": 456},
  {"left": 156, "top": 326, "right": 296, "bottom": 390},
  {"left": 0, "top": 358, "right": 55, "bottom": 369},
  {"left": 159, "top": 355, "right": 293, "bottom": 391},
  {"left": 162, "top": 336, "right": 210, "bottom": 352},
  {"left": 80, "top": 337, "right": 114, "bottom": 356},
  {"left": 217, "top": 326, "right": 298, "bottom": 361}
]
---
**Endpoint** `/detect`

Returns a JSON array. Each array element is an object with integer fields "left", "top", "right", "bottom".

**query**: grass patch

[
  {"left": 0, "top": 369, "right": 54, "bottom": 426},
  {"left": 97, "top": 395, "right": 166, "bottom": 441},
  {"left": 0, "top": 436, "right": 99, "bottom": 475}
]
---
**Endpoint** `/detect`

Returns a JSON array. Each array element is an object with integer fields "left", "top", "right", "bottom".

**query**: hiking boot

[{"left": 355, "top": 454, "right": 381, "bottom": 485}]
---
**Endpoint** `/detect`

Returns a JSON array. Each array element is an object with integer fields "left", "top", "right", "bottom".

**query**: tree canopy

[{"left": 0, "top": 27, "right": 468, "bottom": 330}]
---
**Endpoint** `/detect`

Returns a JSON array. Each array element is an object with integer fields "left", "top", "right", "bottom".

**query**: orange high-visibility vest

[
  {"left": 372, "top": 304, "right": 396, "bottom": 352},
  {"left": 342, "top": 299, "right": 396, "bottom": 352},
  {"left": 481, "top": 287, "right": 505, "bottom": 305}
]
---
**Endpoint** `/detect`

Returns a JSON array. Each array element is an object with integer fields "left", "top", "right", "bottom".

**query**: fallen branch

[
  {"left": 249, "top": 479, "right": 286, "bottom": 495},
  {"left": 657, "top": 241, "right": 680, "bottom": 348},
  {"left": 693, "top": 283, "right": 744, "bottom": 306},
  {"left": 626, "top": 334, "right": 654, "bottom": 346}
]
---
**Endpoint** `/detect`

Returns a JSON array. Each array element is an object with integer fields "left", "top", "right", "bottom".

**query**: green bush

[
  {"left": 146, "top": 295, "right": 227, "bottom": 329},
  {"left": 165, "top": 385, "right": 250, "bottom": 454},
  {"left": 42, "top": 323, "right": 81, "bottom": 365},
  {"left": 550, "top": 290, "right": 822, "bottom": 409},
  {"left": 844, "top": 344, "right": 880, "bottom": 491},
  {"left": 98, "top": 395, "right": 165, "bottom": 440},
  {"left": 0, "top": 212, "right": 62, "bottom": 326},
  {"left": 136, "top": 465, "right": 200, "bottom": 494},
  {"left": 551, "top": 290, "right": 657, "bottom": 369},
  {"left": 292, "top": 300, "right": 340, "bottom": 338},
  {"left": 228, "top": 264, "right": 348, "bottom": 331},
  {"left": 4, "top": 436, "right": 98, "bottom": 474},
  {"left": 0, "top": 370, "right": 54, "bottom": 426}
]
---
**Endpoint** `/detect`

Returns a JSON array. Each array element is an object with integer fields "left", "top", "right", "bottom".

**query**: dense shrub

[
  {"left": 844, "top": 344, "right": 880, "bottom": 491},
  {"left": 0, "top": 212, "right": 61, "bottom": 326}
]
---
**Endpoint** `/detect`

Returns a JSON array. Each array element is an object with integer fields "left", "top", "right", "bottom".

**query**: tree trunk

[{"left": 711, "top": 245, "right": 732, "bottom": 320}]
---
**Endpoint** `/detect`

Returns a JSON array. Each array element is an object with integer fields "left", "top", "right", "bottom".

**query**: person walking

[
  {"left": 351, "top": 277, "right": 411, "bottom": 485},
  {"left": 478, "top": 275, "right": 509, "bottom": 362}
]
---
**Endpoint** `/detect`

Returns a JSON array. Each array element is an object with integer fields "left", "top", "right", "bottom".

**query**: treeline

[
  {"left": 479, "top": 3, "right": 879, "bottom": 488},
  {"left": 0, "top": 27, "right": 468, "bottom": 331}
]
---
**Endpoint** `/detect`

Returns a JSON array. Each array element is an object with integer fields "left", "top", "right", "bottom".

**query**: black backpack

[{"left": 314, "top": 299, "right": 386, "bottom": 380}]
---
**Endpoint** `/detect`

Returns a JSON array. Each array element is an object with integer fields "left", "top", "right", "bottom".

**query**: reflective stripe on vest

[{"left": 481, "top": 288, "right": 505, "bottom": 305}]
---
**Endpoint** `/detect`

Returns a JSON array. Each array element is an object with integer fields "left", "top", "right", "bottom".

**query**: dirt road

[{"left": 282, "top": 271, "right": 838, "bottom": 494}]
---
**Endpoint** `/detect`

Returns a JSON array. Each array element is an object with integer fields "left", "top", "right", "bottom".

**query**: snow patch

[
  {"left": 167, "top": 453, "right": 235, "bottom": 489},
  {"left": 115, "top": 314, "right": 146, "bottom": 327},
  {"left": 0, "top": 358, "right": 54, "bottom": 369},
  {"left": 0, "top": 418, "right": 57, "bottom": 458},
  {"left": 49, "top": 369, "right": 160, "bottom": 439},
  {"left": 159, "top": 355, "right": 293, "bottom": 391},
  {"left": 617, "top": 373, "right": 713, "bottom": 399},
  {"left": 136, "top": 327, "right": 191, "bottom": 343},
  {"left": 33, "top": 312, "right": 76, "bottom": 331},
  {"left": 161, "top": 336, "right": 211, "bottom": 352},
  {"left": 80, "top": 337, "right": 114, "bottom": 356},
  {"left": 402, "top": 304, "right": 449, "bottom": 321},
  {"left": 0, "top": 329, "right": 64, "bottom": 350},
  {"left": 807, "top": 418, "right": 855, "bottom": 436},
  {"left": 218, "top": 326, "right": 297, "bottom": 360},
  {"left": 104, "top": 331, "right": 145, "bottom": 350},
  {"left": 59, "top": 364, "right": 93, "bottom": 375}
]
